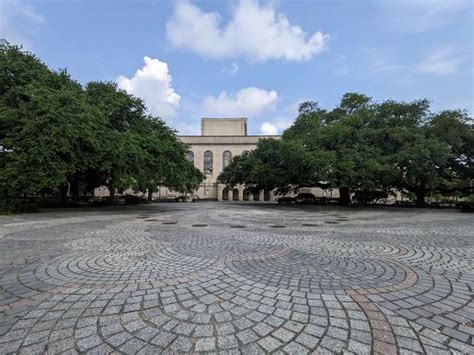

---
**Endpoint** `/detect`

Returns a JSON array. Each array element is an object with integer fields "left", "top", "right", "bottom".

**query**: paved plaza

[{"left": 0, "top": 203, "right": 473, "bottom": 354}]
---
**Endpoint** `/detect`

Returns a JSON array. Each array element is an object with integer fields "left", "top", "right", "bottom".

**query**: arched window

[
  {"left": 222, "top": 188, "right": 229, "bottom": 201},
  {"left": 185, "top": 151, "right": 194, "bottom": 164},
  {"left": 264, "top": 190, "right": 271, "bottom": 201},
  {"left": 223, "top": 150, "right": 232, "bottom": 169},
  {"left": 242, "top": 150, "right": 250, "bottom": 156},
  {"left": 243, "top": 189, "right": 250, "bottom": 201},
  {"left": 203, "top": 151, "right": 213, "bottom": 174},
  {"left": 233, "top": 189, "right": 239, "bottom": 201},
  {"left": 253, "top": 191, "right": 260, "bottom": 201}
]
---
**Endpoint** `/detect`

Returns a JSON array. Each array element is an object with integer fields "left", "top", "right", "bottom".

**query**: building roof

[{"left": 179, "top": 135, "right": 281, "bottom": 145}]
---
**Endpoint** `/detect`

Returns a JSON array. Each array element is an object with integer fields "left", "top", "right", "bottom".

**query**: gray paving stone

[
  {"left": 195, "top": 337, "right": 216, "bottom": 352},
  {"left": 442, "top": 327, "right": 470, "bottom": 342},
  {"left": 170, "top": 336, "right": 193, "bottom": 352},
  {"left": 283, "top": 341, "right": 310, "bottom": 354},
  {"left": 0, "top": 204, "right": 472, "bottom": 353},
  {"left": 150, "top": 331, "right": 176, "bottom": 348},
  {"left": 258, "top": 336, "right": 283, "bottom": 352},
  {"left": 218, "top": 334, "right": 239, "bottom": 349}
]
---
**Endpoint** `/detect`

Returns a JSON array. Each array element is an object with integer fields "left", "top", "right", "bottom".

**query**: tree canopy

[
  {"left": 219, "top": 94, "right": 473, "bottom": 206},
  {"left": 0, "top": 41, "right": 203, "bottom": 208}
]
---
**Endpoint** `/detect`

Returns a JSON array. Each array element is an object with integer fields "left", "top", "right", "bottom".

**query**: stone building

[
  {"left": 95, "top": 117, "right": 340, "bottom": 202},
  {"left": 158, "top": 118, "right": 281, "bottom": 201}
]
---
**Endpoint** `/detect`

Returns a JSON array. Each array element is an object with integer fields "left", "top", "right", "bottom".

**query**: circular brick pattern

[
  {"left": 227, "top": 249, "right": 409, "bottom": 292},
  {"left": 0, "top": 204, "right": 473, "bottom": 354}
]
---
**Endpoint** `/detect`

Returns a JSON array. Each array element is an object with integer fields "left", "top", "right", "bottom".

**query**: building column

[
  {"left": 217, "top": 184, "right": 223, "bottom": 201},
  {"left": 238, "top": 186, "right": 244, "bottom": 201}
]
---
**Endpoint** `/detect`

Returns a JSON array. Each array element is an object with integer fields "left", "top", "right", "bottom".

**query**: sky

[{"left": 1, "top": 0, "right": 473, "bottom": 135}]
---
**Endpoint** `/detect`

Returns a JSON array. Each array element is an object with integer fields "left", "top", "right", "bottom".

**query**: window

[
  {"left": 204, "top": 151, "right": 213, "bottom": 174},
  {"left": 233, "top": 189, "right": 239, "bottom": 201},
  {"left": 222, "top": 188, "right": 229, "bottom": 200},
  {"left": 264, "top": 190, "right": 271, "bottom": 201},
  {"left": 186, "top": 151, "right": 194, "bottom": 164},
  {"left": 223, "top": 150, "right": 232, "bottom": 169},
  {"left": 242, "top": 150, "right": 250, "bottom": 156}
]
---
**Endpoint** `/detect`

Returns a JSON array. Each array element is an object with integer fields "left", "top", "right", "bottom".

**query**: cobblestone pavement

[{"left": 0, "top": 203, "right": 473, "bottom": 354}]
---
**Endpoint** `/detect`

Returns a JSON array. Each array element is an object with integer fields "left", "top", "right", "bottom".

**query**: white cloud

[
  {"left": 222, "top": 62, "right": 239, "bottom": 76},
  {"left": 116, "top": 56, "right": 181, "bottom": 119},
  {"left": 202, "top": 87, "right": 278, "bottom": 117},
  {"left": 417, "top": 48, "right": 462, "bottom": 75},
  {"left": 0, "top": 0, "right": 44, "bottom": 48},
  {"left": 166, "top": 0, "right": 328, "bottom": 62},
  {"left": 260, "top": 116, "right": 293, "bottom": 135},
  {"left": 260, "top": 122, "right": 278, "bottom": 135}
]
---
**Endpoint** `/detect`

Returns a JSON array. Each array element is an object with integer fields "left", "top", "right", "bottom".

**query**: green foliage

[
  {"left": 218, "top": 139, "right": 330, "bottom": 194},
  {"left": 122, "top": 194, "right": 146, "bottom": 205},
  {"left": 353, "top": 190, "right": 389, "bottom": 205},
  {"left": 0, "top": 41, "right": 203, "bottom": 211},
  {"left": 220, "top": 92, "right": 473, "bottom": 206},
  {"left": 0, "top": 198, "right": 39, "bottom": 214}
]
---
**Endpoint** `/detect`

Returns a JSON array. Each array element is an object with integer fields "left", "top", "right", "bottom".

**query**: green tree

[
  {"left": 373, "top": 100, "right": 471, "bottom": 206},
  {"left": 218, "top": 139, "right": 330, "bottom": 195},
  {"left": 132, "top": 118, "right": 204, "bottom": 200},
  {"left": 285, "top": 94, "right": 387, "bottom": 204},
  {"left": 0, "top": 42, "right": 102, "bottom": 201},
  {"left": 428, "top": 110, "right": 474, "bottom": 195},
  {"left": 0, "top": 42, "right": 203, "bottom": 209},
  {"left": 219, "top": 93, "right": 472, "bottom": 207}
]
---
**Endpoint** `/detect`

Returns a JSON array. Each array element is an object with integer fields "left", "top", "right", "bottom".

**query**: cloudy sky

[{"left": 1, "top": 0, "right": 473, "bottom": 135}]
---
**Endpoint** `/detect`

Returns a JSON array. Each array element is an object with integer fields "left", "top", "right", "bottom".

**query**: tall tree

[
  {"left": 0, "top": 43, "right": 203, "bottom": 209},
  {"left": 218, "top": 139, "right": 330, "bottom": 194},
  {"left": 0, "top": 42, "right": 101, "bottom": 200},
  {"left": 285, "top": 94, "right": 387, "bottom": 204},
  {"left": 219, "top": 93, "right": 472, "bottom": 206}
]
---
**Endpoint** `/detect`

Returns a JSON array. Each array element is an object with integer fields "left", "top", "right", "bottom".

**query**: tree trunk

[
  {"left": 59, "top": 185, "right": 68, "bottom": 203},
  {"left": 108, "top": 185, "right": 116, "bottom": 203},
  {"left": 415, "top": 190, "right": 426, "bottom": 207},
  {"left": 70, "top": 180, "right": 80, "bottom": 201},
  {"left": 339, "top": 187, "right": 351, "bottom": 205}
]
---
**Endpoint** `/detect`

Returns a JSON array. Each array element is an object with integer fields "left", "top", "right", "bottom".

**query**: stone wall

[{"left": 201, "top": 117, "right": 247, "bottom": 136}]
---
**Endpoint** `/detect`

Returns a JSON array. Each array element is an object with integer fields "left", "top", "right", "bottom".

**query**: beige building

[
  {"left": 96, "top": 117, "right": 339, "bottom": 202},
  {"left": 158, "top": 118, "right": 281, "bottom": 201}
]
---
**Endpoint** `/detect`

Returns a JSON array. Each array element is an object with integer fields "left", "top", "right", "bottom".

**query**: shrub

[
  {"left": 0, "top": 198, "right": 39, "bottom": 214},
  {"left": 123, "top": 195, "right": 146, "bottom": 205}
]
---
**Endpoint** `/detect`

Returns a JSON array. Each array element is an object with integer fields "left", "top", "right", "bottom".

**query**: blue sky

[{"left": 1, "top": 0, "right": 473, "bottom": 135}]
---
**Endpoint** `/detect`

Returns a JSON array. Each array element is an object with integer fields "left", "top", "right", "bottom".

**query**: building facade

[
  {"left": 158, "top": 118, "right": 281, "bottom": 201},
  {"left": 96, "top": 117, "right": 340, "bottom": 202}
]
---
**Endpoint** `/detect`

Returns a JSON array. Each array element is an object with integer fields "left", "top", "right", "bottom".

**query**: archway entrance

[
  {"left": 243, "top": 189, "right": 250, "bottom": 201},
  {"left": 222, "top": 188, "right": 229, "bottom": 201},
  {"left": 264, "top": 190, "right": 271, "bottom": 201},
  {"left": 232, "top": 189, "right": 239, "bottom": 201},
  {"left": 253, "top": 191, "right": 260, "bottom": 201}
]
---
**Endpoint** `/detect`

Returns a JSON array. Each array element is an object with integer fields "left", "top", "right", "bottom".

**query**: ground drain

[
  {"left": 162, "top": 222, "right": 177, "bottom": 225},
  {"left": 192, "top": 224, "right": 208, "bottom": 227},
  {"left": 229, "top": 225, "right": 246, "bottom": 228},
  {"left": 302, "top": 223, "right": 319, "bottom": 227},
  {"left": 269, "top": 225, "right": 285, "bottom": 228},
  {"left": 325, "top": 221, "right": 339, "bottom": 224},
  {"left": 144, "top": 219, "right": 158, "bottom": 222}
]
